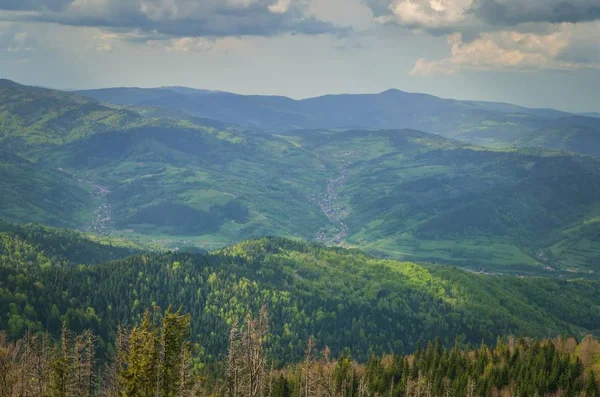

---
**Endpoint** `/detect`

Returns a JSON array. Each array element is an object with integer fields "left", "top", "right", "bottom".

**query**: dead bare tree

[
  {"left": 301, "top": 337, "right": 317, "bottom": 397},
  {"left": 227, "top": 319, "right": 241, "bottom": 397},
  {"left": 226, "top": 306, "right": 270, "bottom": 397},
  {"left": 178, "top": 343, "right": 194, "bottom": 397},
  {"left": 444, "top": 378, "right": 452, "bottom": 397},
  {"left": 73, "top": 329, "right": 96, "bottom": 397},
  {"left": 101, "top": 325, "right": 129, "bottom": 397},
  {"left": 466, "top": 378, "right": 477, "bottom": 397}
]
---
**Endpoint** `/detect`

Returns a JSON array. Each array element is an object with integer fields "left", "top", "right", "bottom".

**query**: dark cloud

[
  {"left": 0, "top": 0, "right": 340, "bottom": 38},
  {"left": 361, "top": 0, "right": 600, "bottom": 34},
  {"left": 0, "top": 0, "right": 70, "bottom": 11},
  {"left": 472, "top": 0, "right": 600, "bottom": 26},
  {"left": 363, "top": 0, "right": 393, "bottom": 18}
]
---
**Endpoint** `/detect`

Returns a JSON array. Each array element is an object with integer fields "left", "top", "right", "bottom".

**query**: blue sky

[{"left": 1, "top": 0, "right": 599, "bottom": 112}]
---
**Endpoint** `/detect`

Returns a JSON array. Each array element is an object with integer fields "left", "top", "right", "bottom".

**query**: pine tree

[
  {"left": 50, "top": 324, "right": 75, "bottom": 397},
  {"left": 121, "top": 310, "right": 160, "bottom": 397},
  {"left": 160, "top": 306, "right": 191, "bottom": 397},
  {"left": 585, "top": 370, "right": 599, "bottom": 397}
]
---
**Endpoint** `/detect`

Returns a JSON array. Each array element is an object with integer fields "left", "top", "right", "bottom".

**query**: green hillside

[
  {"left": 1, "top": 223, "right": 599, "bottom": 363},
  {"left": 0, "top": 79, "right": 139, "bottom": 147},
  {"left": 0, "top": 220, "right": 145, "bottom": 265},
  {"left": 47, "top": 125, "right": 330, "bottom": 244},
  {"left": 281, "top": 129, "right": 600, "bottom": 273},
  {"left": 0, "top": 81, "right": 329, "bottom": 245},
  {"left": 2, "top": 81, "right": 600, "bottom": 273},
  {"left": 0, "top": 150, "right": 92, "bottom": 227}
]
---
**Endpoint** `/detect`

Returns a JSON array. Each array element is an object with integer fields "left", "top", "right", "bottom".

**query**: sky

[{"left": 0, "top": 0, "right": 599, "bottom": 112}]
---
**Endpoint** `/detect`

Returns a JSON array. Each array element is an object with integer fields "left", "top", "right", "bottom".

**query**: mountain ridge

[
  {"left": 75, "top": 84, "right": 577, "bottom": 118},
  {"left": 74, "top": 82, "right": 600, "bottom": 153}
]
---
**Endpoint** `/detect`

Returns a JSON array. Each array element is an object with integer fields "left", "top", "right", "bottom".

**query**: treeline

[
  {"left": 1, "top": 307, "right": 599, "bottom": 397},
  {"left": 282, "top": 336, "right": 600, "bottom": 397}
]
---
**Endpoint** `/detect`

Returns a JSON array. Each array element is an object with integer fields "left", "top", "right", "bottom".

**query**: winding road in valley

[
  {"left": 316, "top": 154, "right": 353, "bottom": 246},
  {"left": 80, "top": 178, "right": 114, "bottom": 236}
]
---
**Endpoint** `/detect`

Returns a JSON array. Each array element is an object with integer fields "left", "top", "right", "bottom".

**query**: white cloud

[
  {"left": 307, "top": 0, "right": 374, "bottom": 30},
  {"left": 376, "top": 0, "right": 473, "bottom": 30},
  {"left": 410, "top": 25, "right": 600, "bottom": 76},
  {"left": 146, "top": 36, "right": 247, "bottom": 53},
  {"left": 12, "top": 31, "right": 28, "bottom": 44},
  {"left": 268, "top": 0, "right": 291, "bottom": 14},
  {"left": 365, "top": 0, "right": 600, "bottom": 31}
]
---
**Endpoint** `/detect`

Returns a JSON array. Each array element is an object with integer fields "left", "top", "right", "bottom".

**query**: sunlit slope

[
  {"left": 1, "top": 227, "right": 598, "bottom": 361},
  {"left": 282, "top": 129, "right": 600, "bottom": 273}
]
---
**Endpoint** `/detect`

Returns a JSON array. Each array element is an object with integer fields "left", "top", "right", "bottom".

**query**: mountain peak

[{"left": 380, "top": 88, "right": 407, "bottom": 95}]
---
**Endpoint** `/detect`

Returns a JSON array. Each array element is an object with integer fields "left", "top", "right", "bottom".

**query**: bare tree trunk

[
  {"left": 227, "top": 320, "right": 240, "bottom": 397},
  {"left": 101, "top": 325, "right": 128, "bottom": 397},
  {"left": 227, "top": 306, "right": 269, "bottom": 397}
]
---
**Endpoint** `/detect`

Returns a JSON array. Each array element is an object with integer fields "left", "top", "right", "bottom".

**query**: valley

[
  {"left": 2, "top": 80, "right": 600, "bottom": 276},
  {"left": 76, "top": 176, "right": 114, "bottom": 236}
]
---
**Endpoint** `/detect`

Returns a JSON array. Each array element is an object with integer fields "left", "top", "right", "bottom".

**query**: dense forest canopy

[{"left": 1, "top": 222, "right": 599, "bottom": 366}]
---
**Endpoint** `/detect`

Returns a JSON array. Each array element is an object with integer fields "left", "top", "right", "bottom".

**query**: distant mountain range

[{"left": 76, "top": 85, "right": 600, "bottom": 154}]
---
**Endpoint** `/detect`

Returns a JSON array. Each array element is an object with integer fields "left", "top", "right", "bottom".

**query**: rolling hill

[
  {"left": 3, "top": 80, "right": 600, "bottom": 273},
  {"left": 279, "top": 128, "right": 600, "bottom": 273},
  {"left": 1, "top": 80, "right": 332, "bottom": 246}
]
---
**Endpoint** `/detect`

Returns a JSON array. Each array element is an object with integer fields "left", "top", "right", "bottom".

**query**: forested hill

[
  {"left": 1, "top": 222, "right": 599, "bottom": 364},
  {"left": 0, "top": 220, "right": 144, "bottom": 265}
]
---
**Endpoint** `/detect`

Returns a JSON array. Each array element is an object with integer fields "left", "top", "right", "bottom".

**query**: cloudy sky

[{"left": 1, "top": 0, "right": 599, "bottom": 112}]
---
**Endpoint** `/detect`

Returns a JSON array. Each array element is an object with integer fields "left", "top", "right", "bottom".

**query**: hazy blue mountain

[
  {"left": 73, "top": 87, "right": 180, "bottom": 106},
  {"left": 462, "top": 100, "right": 573, "bottom": 118},
  {"left": 515, "top": 116, "right": 600, "bottom": 156},
  {"left": 580, "top": 112, "right": 600, "bottom": 118},
  {"left": 76, "top": 86, "right": 592, "bottom": 151}
]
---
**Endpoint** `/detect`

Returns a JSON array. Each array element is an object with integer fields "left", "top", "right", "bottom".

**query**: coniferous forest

[
  {"left": 1, "top": 306, "right": 599, "bottom": 397},
  {"left": 1, "top": 221, "right": 600, "bottom": 396}
]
